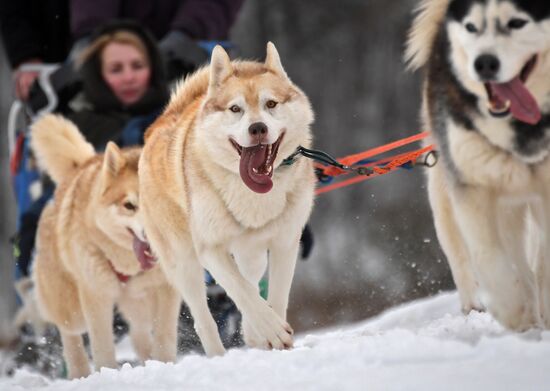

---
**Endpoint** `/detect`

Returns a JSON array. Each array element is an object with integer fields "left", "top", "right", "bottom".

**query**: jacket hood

[{"left": 79, "top": 20, "right": 169, "bottom": 115}]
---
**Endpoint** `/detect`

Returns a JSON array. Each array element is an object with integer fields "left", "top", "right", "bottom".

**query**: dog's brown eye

[
  {"left": 507, "top": 18, "right": 528, "bottom": 30},
  {"left": 229, "top": 105, "right": 241, "bottom": 113},
  {"left": 266, "top": 100, "right": 278, "bottom": 109},
  {"left": 123, "top": 201, "right": 137, "bottom": 211},
  {"left": 465, "top": 23, "right": 478, "bottom": 33}
]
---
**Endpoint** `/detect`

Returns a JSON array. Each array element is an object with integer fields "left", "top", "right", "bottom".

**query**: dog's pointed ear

[
  {"left": 209, "top": 45, "right": 232, "bottom": 93},
  {"left": 265, "top": 42, "right": 288, "bottom": 79},
  {"left": 101, "top": 142, "right": 125, "bottom": 190}
]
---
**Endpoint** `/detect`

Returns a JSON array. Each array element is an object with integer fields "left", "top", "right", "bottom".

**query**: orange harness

[
  {"left": 316, "top": 132, "right": 436, "bottom": 195},
  {"left": 282, "top": 132, "right": 436, "bottom": 195}
]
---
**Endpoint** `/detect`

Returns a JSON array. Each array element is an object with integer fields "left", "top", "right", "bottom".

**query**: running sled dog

[
  {"left": 139, "top": 43, "right": 315, "bottom": 354},
  {"left": 406, "top": 0, "right": 550, "bottom": 330},
  {"left": 31, "top": 115, "right": 180, "bottom": 378}
]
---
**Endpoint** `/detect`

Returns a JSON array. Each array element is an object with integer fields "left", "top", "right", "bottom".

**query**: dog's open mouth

[
  {"left": 230, "top": 133, "right": 284, "bottom": 194},
  {"left": 128, "top": 229, "right": 156, "bottom": 270},
  {"left": 484, "top": 55, "right": 540, "bottom": 125}
]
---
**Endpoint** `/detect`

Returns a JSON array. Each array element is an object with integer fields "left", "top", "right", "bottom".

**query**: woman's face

[{"left": 101, "top": 42, "right": 151, "bottom": 106}]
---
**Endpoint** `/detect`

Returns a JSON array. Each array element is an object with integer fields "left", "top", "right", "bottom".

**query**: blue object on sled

[
  {"left": 10, "top": 131, "right": 55, "bottom": 280},
  {"left": 198, "top": 41, "right": 234, "bottom": 55},
  {"left": 12, "top": 134, "right": 42, "bottom": 228}
]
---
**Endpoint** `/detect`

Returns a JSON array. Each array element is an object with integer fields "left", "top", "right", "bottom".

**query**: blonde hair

[{"left": 77, "top": 30, "right": 150, "bottom": 68}]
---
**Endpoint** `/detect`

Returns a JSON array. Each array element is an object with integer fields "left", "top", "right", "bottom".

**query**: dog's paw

[
  {"left": 492, "top": 302, "right": 537, "bottom": 331},
  {"left": 243, "top": 309, "right": 294, "bottom": 350},
  {"left": 537, "top": 293, "right": 550, "bottom": 329},
  {"left": 242, "top": 318, "right": 293, "bottom": 350}
]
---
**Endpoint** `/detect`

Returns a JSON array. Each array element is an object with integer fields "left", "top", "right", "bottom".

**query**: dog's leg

[
  {"left": 201, "top": 247, "right": 293, "bottom": 350},
  {"left": 453, "top": 188, "right": 536, "bottom": 330},
  {"left": 123, "top": 266, "right": 180, "bottom": 361},
  {"left": 59, "top": 331, "right": 89, "bottom": 379},
  {"left": 233, "top": 248, "right": 268, "bottom": 348},
  {"left": 160, "top": 248, "right": 225, "bottom": 357},
  {"left": 78, "top": 287, "right": 118, "bottom": 371},
  {"left": 150, "top": 284, "right": 180, "bottom": 362},
  {"left": 428, "top": 166, "right": 482, "bottom": 312},
  {"left": 538, "top": 254, "right": 550, "bottom": 328},
  {"left": 532, "top": 198, "right": 550, "bottom": 328},
  {"left": 118, "top": 295, "right": 153, "bottom": 362},
  {"left": 267, "top": 236, "right": 300, "bottom": 323}
]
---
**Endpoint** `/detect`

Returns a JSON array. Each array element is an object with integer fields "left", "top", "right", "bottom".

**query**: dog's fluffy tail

[
  {"left": 405, "top": 0, "right": 451, "bottom": 71},
  {"left": 31, "top": 114, "right": 95, "bottom": 184}
]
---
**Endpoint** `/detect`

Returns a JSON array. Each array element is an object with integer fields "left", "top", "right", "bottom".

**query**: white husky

[
  {"left": 139, "top": 43, "right": 316, "bottom": 354},
  {"left": 407, "top": 0, "right": 550, "bottom": 330}
]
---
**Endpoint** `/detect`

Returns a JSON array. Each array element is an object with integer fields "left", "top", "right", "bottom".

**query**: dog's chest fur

[{"left": 187, "top": 156, "right": 309, "bottom": 235}]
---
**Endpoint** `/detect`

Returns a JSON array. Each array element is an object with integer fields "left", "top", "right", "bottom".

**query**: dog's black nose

[
  {"left": 248, "top": 122, "right": 268, "bottom": 137},
  {"left": 474, "top": 54, "right": 500, "bottom": 80}
]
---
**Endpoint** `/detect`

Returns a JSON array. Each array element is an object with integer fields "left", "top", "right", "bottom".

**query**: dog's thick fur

[
  {"left": 407, "top": 0, "right": 550, "bottom": 330},
  {"left": 31, "top": 115, "right": 180, "bottom": 378},
  {"left": 139, "top": 43, "right": 315, "bottom": 355}
]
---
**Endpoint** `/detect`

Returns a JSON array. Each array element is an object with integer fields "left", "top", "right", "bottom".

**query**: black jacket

[{"left": 0, "top": 0, "right": 72, "bottom": 68}]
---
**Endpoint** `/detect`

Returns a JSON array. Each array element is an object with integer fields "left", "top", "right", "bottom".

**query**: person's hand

[
  {"left": 159, "top": 31, "right": 209, "bottom": 80},
  {"left": 13, "top": 60, "right": 42, "bottom": 101}
]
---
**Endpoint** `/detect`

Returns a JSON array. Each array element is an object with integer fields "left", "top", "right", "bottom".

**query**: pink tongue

[
  {"left": 132, "top": 236, "right": 156, "bottom": 270},
  {"left": 239, "top": 145, "right": 273, "bottom": 194},
  {"left": 490, "top": 77, "right": 541, "bottom": 125}
]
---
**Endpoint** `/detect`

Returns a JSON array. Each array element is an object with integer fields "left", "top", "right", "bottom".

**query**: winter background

[{"left": 0, "top": 0, "right": 548, "bottom": 389}]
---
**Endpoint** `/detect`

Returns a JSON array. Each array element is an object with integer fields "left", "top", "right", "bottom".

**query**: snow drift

[{"left": 2, "top": 292, "right": 549, "bottom": 390}]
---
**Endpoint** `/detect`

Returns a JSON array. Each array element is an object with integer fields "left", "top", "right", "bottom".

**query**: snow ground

[{"left": 1, "top": 291, "right": 549, "bottom": 391}]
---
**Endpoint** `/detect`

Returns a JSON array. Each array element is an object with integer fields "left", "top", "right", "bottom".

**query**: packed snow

[{"left": 2, "top": 291, "right": 549, "bottom": 391}]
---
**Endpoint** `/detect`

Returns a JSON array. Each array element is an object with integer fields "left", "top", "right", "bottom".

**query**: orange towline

[{"left": 314, "top": 132, "right": 434, "bottom": 195}]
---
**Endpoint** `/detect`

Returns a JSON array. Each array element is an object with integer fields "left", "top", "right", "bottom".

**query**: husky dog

[
  {"left": 406, "top": 0, "right": 550, "bottom": 330},
  {"left": 30, "top": 115, "right": 181, "bottom": 378},
  {"left": 139, "top": 43, "right": 315, "bottom": 355}
]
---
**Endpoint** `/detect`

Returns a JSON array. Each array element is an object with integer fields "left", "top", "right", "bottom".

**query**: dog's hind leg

[
  {"left": 160, "top": 244, "right": 225, "bottom": 357},
  {"left": 452, "top": 187, "right": 537, "bottom": 330},
  {"left": 150, "top": 285, "right": 180, "bottom": 362},
  {"left": 428, "top": 166, "right": 482, "bottom": 313},
  {"left": 59, "top": 331, "right": 90, "bottom": 379}
]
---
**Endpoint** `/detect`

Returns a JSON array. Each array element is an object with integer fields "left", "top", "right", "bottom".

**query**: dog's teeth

[
  {"left": 268, "top": 165, "right": 273, "bottom": 174},
  {"left": 488, "top": 100, "right": 511, "bottom": 114},
  {"left": 253, "top": 168, "right": 258, "bottom": 174},
  {"left": 144, "top": 250, "right": 153, "bottom": 257}
]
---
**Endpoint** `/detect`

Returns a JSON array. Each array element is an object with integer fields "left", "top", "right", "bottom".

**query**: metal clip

[{"left": 416, "top": 150, "right": 438, "bottom": 168}]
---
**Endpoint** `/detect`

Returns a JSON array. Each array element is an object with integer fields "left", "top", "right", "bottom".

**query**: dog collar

[{"left": 108, "top": 261, "right": 131, "bottom": 283}]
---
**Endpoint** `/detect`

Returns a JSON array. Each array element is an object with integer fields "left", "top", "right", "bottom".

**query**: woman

[{"left": 68, "top": 20, "right": 169, "bottom": 150}]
